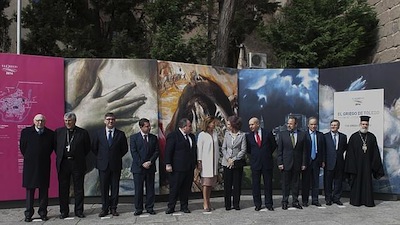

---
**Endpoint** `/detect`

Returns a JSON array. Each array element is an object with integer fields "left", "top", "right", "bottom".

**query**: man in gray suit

[
  {"left": 92, "top": 113, "right": 128, "bottom": 217},
  {"left": 324, "top": 119, "right": 347, "bottom": 205},
  {"left": 277, "top": 116, "right": 309, "bottom": 210}
]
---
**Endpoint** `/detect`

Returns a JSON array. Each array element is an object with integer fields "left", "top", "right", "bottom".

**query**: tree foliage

[
  {"left": 0, "top": 0, "right": 11, "bottom": 52},
  {"left": 259, "top": 0, "right": 378, "bottom": 68},
  {"left": 19, "top": 0, "right": 278, "bottom": 66}
]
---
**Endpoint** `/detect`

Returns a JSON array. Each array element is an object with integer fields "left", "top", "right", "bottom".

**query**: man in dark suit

[
  {"left": 130, "top": 118, "right": 159, "bottom": 216},
  {"left": 301, "top": 117, "right": 325, "bottom": 207},
  {"left": 20, "top": 114, "right": 54, "bottom": 222},
  {"left": 92, "top": 113, "right": 128, "bottom": 217},
  {"left": 246, "top": 117, "right": 277, "bottom": 211},
  {"left": 277, "top": 116, "right": 309, "bottom": 210},
  {"left": 324, "top": 119, "right": 347, "bottom": 206},
  {"left": 165, "top": 118, "right": 197, "bottom": 214},
  {"left": 55, "top": 112, "right": 90, "bottom": 219}
]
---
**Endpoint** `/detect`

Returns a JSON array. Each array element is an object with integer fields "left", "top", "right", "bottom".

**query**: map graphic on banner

[
  {"left": 334, "top": 89, "right": 384, "bottom": 159},
  {"left": 0, "top": 54, "right": 64, "bottom": 201}
]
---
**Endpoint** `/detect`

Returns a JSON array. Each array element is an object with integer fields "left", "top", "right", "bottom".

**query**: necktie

[
  {"left": 143, "top": 134, "right": 148, "bottom": 150},
  {"left": 255, "top": 132, "right": 261, "bottom": 147},
  {"left": 290, "top": 132, "right": 295, "bottom": 148},
  {"left": 185, "top": 134, "right": 191, "bottom": 147},
  {"left": 333, "top": 133, "right": 337, "bottom": 150},
  {"left": 311, "top": 132, "right": 316, "bottom": 160},
  {"left": 108, "top": 130, "right": 113, "bottom": 147},
  {"left": 38, "top": 129, "right": 43, "bottom": 135}
]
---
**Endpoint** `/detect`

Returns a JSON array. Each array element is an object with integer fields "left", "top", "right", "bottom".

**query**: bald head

[
  {"left": 248, "top": 117, "right": 260, "bottom": 132},
  {"left": 33, "top": 114, "right": 46, "bottom": 129}
]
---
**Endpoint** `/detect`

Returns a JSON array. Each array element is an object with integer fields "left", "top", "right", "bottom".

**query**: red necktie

[{"left": 255, "top": 132, "right": 261, "bottom": 147}]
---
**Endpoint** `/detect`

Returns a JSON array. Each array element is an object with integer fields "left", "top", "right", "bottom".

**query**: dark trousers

[
  {"left": 324, "top": 168, "right": 344, "bottom": 202},
  {"left": 133, "top": 171, "right": 155, "bottom": 212},
  {"left": 302, "top": 160, "right": 321, "bottom": 203},
  {"left": 251, "top": 168, "right": 273, "bottom": 208},
  {"left": 58, "top": 159, "right": 85, "bottom": 215},
  {"left": 282, "top": 169, "right": 300, "bottom": 204},
  {"left": 24, "top": 188, "right": 48, "bottom": 218},
  {"left": 167, "top": 170, "right": 194, "bottom": 210},
  {"left": 223, "top": 166, "right": 243, "bottom": 208},
  {"left": 99, "top": 167, "right": 121, "bottom": 211}
]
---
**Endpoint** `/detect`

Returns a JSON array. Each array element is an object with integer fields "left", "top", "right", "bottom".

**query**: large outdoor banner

[
  {"left": 334, "top": 89, "right": 384, "bottom": 159},
  {"left": 320, "top": 62, "right": 400, "bottom": 194},
  {"left": 65, "top": 58, "right": 159, "bottom": 196},
  {"left": 0, "top": 54, "right": 64, "bottom": 201},
  {"left": 158, "top": 61, "right": 238, "bottom": 194},
  {"left": 238, "top": 68, "right": 319, "bottom": 189}
]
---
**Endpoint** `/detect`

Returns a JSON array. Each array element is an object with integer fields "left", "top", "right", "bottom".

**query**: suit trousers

[
  {"left": 58, "top": 159, "right": 85, "bottom": 215},
  {"left": 167, "top": 170, "right": 194, "bottom": 210},
  {"left": 25, "top": 188, "right": 48, "bottom": 218},
  {"left": 252, "top": 168, "right": 273, "bottom": 208},
  {"left": 324, "top": 169, "right": 344, "bottom": 202},
  {"left": 301, "top": 160, "right": 320, "bottom": 203},
  {"left": 99, "top": 167, "right": 121, "bottom": 211},
  {"left": 282, "top": 169, "right": 301, "bottom": 204},
  {"left": 223, "top": 166, "right": 243, "bottom": 208},
  {"left": 133, "top": 171, "right": 155, "bottom": 212}
]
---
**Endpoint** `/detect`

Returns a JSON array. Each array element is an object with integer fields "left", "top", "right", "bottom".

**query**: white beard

[{"left": 360, "top": 128, "right": 368, "bottom": 133}]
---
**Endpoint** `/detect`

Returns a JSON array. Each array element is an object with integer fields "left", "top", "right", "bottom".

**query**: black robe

[{"left": 344, "top": 131, "right": 384, "bottom": 207}]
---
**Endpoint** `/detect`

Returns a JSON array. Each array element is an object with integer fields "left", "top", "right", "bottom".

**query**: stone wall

[{"left": 368, "top": 0, "right": 400, "bottom": 63}]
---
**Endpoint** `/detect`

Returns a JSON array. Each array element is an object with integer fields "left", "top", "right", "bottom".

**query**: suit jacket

[
  {"left": 277, "top": 129, "right": 309, "bottom": 171},
  {"left": 55, "top": 126, "right": 91, "bottom": 173},
  {"left": 246, "top": 129, "right": 277, "bottom": 170},
  {"left": 306, "top": 130, "right": 326, "bottom": 166},
  {"left": 92, "top": 128, "right": 128, "bottom": 171},
  {"left": 20, "top": 126, "right": 54, "bottom": 188},
  {"left": 324, "top": 131, "right": 347, "bottom": 171},
  {"left": 164, "top": 130, "right": 197, "bottom": 172},
  {"left": 221, "top": 131, "right": 247, "bottom": 167},
  {"left": 130, "top": 132, "right": 159, "bottom": 174}
]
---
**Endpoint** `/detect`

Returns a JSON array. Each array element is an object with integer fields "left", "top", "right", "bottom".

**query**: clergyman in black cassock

[{"left": 344, "top": 116, "right": 384, "bottom": 207}]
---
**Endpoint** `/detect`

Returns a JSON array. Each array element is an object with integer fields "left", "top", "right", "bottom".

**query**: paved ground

[{"left": 1, "top": 195, "right": 400, "bottom": 225}]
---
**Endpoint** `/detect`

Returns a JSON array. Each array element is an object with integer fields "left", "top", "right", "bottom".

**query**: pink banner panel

[{"left": 0, "top": 53, "right": 64, "bottom": 201}]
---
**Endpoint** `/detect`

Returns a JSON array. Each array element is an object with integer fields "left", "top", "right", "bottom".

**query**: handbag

[{"left": 234, "top": 158, "right": 246, "bottom": 167}]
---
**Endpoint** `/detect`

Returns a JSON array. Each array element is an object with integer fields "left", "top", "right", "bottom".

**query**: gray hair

[{"left": 64, "top": 112, "right": 77, "bottom": 121}]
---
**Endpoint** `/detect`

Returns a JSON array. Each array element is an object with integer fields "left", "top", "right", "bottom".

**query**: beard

[{"left": 359, "top": 128, "right": 368, "bottom": 133}]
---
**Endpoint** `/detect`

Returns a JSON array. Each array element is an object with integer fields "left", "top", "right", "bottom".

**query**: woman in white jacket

[{"left": 197, "top": 116, "right": 219, "bottom": 212}]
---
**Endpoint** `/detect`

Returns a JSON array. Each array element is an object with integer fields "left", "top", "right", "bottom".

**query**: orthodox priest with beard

[{"left": 345, "top": 116, "right": 384, "bottom": 207}]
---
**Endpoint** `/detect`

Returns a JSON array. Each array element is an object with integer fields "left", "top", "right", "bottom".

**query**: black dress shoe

[
  {"left": 147, "top": 210, "right": 156, "bottom": 215},
  {"left": 181, "top": 208, "right": 191, "bottom": 213},
  {"left": 302, "top": 202, "right": 309, "bottom": 207},
  {"left": 111, "top": 210, "right": 119, "bottom": 216},
  {"left": 99, "top": 210, "right": 108, "bottom": 217},
  {"left": 76, "top": 213, "right": 85, "bottom": 218},
  {"left": 24, "top": 217, "right": 32, "bottom": 222},
  {"left": 292, "top": 203, "right": 303, "bottom": 209},
  {"left": 266, "top": 206, "right": 274, "bottom": 211},
  {"left": 255, "top": 206, "right": 261, "bottom": 211},
  {"left": 165, "top": 208, "right": 175, "bottom": 214},
  {"left": 234, "top": 206, "right": 240, "bottom": 210},
  {"left": 326, "top": 201, "right": 332, "bottom": 206},
  {"left": 59, "top": 213, "right": 68, "bottom": 219},
  {"left": 225, "top": 206, "right": 232, "bottom": 211},
  {"left": 40, "top": 215, "right": 49, "bottom": 221},
  {"left": 134, "top": 211, "right": 142, "bottom": 216},
  {"left": 282, "top": 204, "right": 288, "bottom": 210},
  {"left": 312, "top": 202, "right": 322, "bottom": 207},
  {"left": 334, "top": 200, "right": 343, "bottom": 205}
]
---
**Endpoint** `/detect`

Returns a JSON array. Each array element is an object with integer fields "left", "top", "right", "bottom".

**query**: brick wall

[{"left": 368, "top": 0, "right": 400, "bottom": 63}]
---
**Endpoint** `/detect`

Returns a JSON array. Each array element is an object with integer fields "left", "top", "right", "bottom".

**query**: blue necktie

[
  {"left": 333, "top": 133, "right": 337, "bottom": 150},
  {"left": 311, "top": 132, "right": 316, "bottom": 160},
  {"left": 108, "top": 130, "right": 113, "bottom": 147}
]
